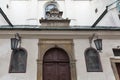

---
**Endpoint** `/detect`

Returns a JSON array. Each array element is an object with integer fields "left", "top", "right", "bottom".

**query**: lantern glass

[
  {"left": 94, "top": 39, "right": 102, "bottom": 51},
  {"left": 11, "top": 38, "right": 19, "bottom": 50}
]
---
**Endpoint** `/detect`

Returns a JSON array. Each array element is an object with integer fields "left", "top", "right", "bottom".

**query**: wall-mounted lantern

[
  {"left": 89, "top": 33, "right": 102, "bottom": 52},
  {"left": 11, "top": 33, "right": 21, "bottom": 50},
  {"left": 94, "top": 39, "right": 102, "bottom": 51}
]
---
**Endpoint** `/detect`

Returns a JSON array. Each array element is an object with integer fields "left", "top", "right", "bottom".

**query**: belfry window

[
  {"left": 85, "top": 47, "right": 103, "bottom": 72},
  {"left": 9, "top": 48, "right": 27, "bottom": 73}
]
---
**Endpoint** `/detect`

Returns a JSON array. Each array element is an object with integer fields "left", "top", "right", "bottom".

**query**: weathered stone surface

[
  {"left": 40, "top": 19, "right": 70, "bottom": 27},
  {"left": 40, "top": 7, "right": 70, "bottom": 27}
]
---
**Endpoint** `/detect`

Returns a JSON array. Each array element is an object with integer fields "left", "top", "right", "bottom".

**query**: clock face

[
  {"left": 45, "top": 4, "right": 57, "bottom": 12},
  {"left": 116, "top": 2, "right": 120, "bottom": 12}
]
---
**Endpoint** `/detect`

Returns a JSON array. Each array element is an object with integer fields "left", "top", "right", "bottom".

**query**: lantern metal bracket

[
  {"left": 89, "top": 33, "right": 98, "bottom": 47},
  {"left": 11, "top": 33, "right": 22, "bottom": 50},
  {"left": 15, "top": 33, "right": 22, "bottom": 48},
  {"left": 89, "top": 33, "right": 102, "bottom": 52}
]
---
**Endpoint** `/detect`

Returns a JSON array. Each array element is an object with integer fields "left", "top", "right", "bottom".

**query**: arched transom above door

[
  {"left": 43, "top": 48, "right": 69, "bottom": 62},
  {"left": 43, "top": 48, "right": 71, "bottom": 80}
]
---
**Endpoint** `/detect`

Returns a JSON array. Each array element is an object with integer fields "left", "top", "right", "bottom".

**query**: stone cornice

[
  {"left": 0, "top": 30, "right": 120, "bottom": 39},
  {"left": 0, "top": 25, "right": 120, "bottom": 31},
  {"left": 0, "top": 25, "right": 120, "bottom": 39}
]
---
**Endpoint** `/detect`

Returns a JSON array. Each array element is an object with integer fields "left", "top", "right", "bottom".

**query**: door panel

[
  {"left": 58, "top": 63, "right": 71, "bottom": 80},
  {"left": 43, "top": 48, "right": 71, "bottom": 80},
  {"left": 43, "top": 63, "right": 57, "bottom": 80}
]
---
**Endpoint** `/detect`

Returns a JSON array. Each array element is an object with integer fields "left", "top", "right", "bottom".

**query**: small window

[
  {"left": 113, "top": 48, "right": 120, "bottom": 56},
  {"left": 85, "top": 47, "right": 102, "bottom": 72},
  {"left": 9, "top": 48, "right": 27, "bottom": 73},
  {"left": 118, "top": 14, "right": 120, "bottom": 20}
]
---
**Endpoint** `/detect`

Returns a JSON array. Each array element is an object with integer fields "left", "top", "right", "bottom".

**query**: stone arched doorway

[
  {"left": 43, "top": 47, "right": 71, "bottom": 80},
  {"left": 37, "top": 39, "right": 77, "bottom": 80}
]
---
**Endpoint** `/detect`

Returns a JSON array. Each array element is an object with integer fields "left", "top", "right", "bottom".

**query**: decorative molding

[{"left": 37, "top": 39, "right": 77, "bottom": 80}]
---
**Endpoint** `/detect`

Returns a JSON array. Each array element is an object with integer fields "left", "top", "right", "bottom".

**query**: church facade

[{"left": 0, "top": 0, "right": 120, "bottom": 80}]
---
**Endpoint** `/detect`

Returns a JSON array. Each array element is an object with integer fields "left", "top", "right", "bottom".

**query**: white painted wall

[
  {"left": 90, "top": 0, "right": 120, "bottom": 26},
  {"left": 74, "top": 39, "right": 116, "bottom": 80},
  {"left": 0, "top": 39, "right": 38, "bottom": 80},
  {"left": 0, "top": 37, "right": 118, "bottom": 80},
  {"left": 0, "top": 0, "right": 11, "bottom": 25},
  {"left": 0, "top": 0, "right": 120, "bottom": 26},
  {"left": 0, "top": 0, "right": 120, "bottom": 79}
]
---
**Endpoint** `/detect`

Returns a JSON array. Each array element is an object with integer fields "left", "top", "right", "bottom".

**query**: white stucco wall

[
  {"left": 0, "top": 0, "right": 119, "bottom": 26},
  {"left": 0, "top": 39, "right": 38, "bottom": 80},
  {"left": 73, "top": 39, "right": 116, "bottom": 80},
  {"left": 0, "top": 33, "right": 120, "bottom": 80},
  {"left": 90, "top": 0, "right": 120, "bottom": 27}
]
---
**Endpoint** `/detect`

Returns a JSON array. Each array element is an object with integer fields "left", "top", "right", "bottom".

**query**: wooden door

[{"left": 43, "top": 48, "right": 71, "bottom": 80}]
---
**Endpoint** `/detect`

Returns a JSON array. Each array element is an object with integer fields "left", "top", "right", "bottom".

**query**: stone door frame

[
  {"left": 110, "top": 57, "right": 120, "bottom": 80},
  {"left": 37, "top": 39, "right": 77, "bottom": 80}
]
